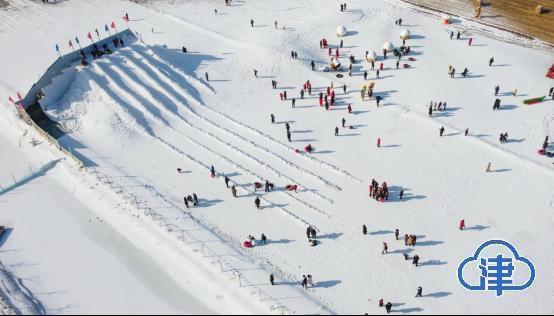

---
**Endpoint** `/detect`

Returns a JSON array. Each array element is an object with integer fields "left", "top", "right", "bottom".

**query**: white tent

[
  {"left": 400, "top": 29, "right": 411, "bottom": 40},
  {"left": 382, "top": 41, "right": 394, "bottom": 52},
  {"left": 336, "top": 26, "right": 348, "bottom": 37},
  {"left": 366, "top": 51, "right": 377, "bottom": 62}
]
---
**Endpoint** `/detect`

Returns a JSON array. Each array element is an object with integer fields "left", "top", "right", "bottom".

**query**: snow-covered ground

[{"left": 1, "top": 0, "right": 553, "bottom": 314}]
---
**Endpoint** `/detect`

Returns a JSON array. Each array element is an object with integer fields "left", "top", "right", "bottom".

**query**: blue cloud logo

[{"left": 458, "top": 240, "right": 535, "bottom": 296}]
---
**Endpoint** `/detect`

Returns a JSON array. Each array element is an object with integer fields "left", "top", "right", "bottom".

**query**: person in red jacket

[{"left": 459, "top": 220, "right": 466, "bottom": 230}]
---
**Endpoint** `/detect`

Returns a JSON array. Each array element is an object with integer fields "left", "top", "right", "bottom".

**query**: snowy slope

[{"left": 1, "top": 0, "right": 554, "bottom": 314}]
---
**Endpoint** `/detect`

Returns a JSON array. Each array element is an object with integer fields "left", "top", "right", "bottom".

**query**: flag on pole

[
  {"left": 8, "top": 96, "right": 14, "bottom": 103},
  {"left": 17, "top": 92, "right": 22, "bottom": 100},
  {"left": 55, "top": 44, "right": 60, "bottom": 52},
  {"left": 111, "top": 21, "right": 116, "bottom": 29},
  {"left": 95, "top": 29, "right": 100, "bottom": 40},
  {"left": 105, "top": 24, "right": 111, "bottom": 36},
  {"left": 75, "top": 36, "right": 80, "bottom": 45},
  {"left": 68, "top": 39, "right": 73, "bottom": 47},
  {"left": 87, "top": 31, "right": 93, "bottom": 42}
]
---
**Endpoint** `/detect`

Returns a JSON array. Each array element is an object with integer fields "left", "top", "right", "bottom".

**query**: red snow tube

[
  {"left": 254, "top": 182, "right": 262, "bottom": 189},
  {"left": 538, "top": 149, "right": 546, "bottom": 156},
  {"left": 285, "top": 185, "right": 298, "bottom": 191},
  {"left": 547, "top": 65, "right": 554, "bottom": 79},
  {"left": 243, "top": 241, "right": 253, "bottom": 248}
]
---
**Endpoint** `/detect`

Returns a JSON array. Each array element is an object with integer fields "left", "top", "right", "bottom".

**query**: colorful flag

[
  {"left": 55, "top": 44, "right": 60, "bottom": 52},
  {"left": 17, "top": 92, "right": 22, "bottom": 100},
  {"left": 8, "top": 96, "right": 14, "bottom": 103},
  {"left": 104, "top": 24, "right": 109, "bottom": 32},
  {"left": 87, "top": 31, "right": 93, "bottom": 40},
  {"left": 68, "top": 39, "right": 73, "bottom": 47},
  {"left": 111, "top": 21, "right": 116, "bottom": 29},
  {"left": 75, "top": 36, "right": 80, "bottom": 44}
]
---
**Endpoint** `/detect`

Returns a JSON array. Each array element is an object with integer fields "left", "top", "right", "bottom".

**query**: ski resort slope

[{"left": 1, "top": 0, "right": 554, "bottom": 314}]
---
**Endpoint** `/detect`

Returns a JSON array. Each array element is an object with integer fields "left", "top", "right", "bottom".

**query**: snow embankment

[{"left": 0, "top": 262, "right": 44, "bottom": 315}]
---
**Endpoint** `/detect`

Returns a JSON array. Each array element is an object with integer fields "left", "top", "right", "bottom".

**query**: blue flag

[
  {"left": 104, "top": 24, "right": 109, "bottom": 32},
  {"left": 75, "top": 36, "right": 80, "bottom": 44},
  {"left": 55, "top": 44, "right": 60, "bottom": 52}
]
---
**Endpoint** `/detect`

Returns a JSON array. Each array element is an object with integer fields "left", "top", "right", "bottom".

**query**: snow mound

[{"left": 336, "top": 25, "right": 348, "bottom": 37}]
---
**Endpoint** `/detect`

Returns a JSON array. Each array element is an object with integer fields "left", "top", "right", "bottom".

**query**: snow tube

[
  {"left": 538, "top": 149, "right": 546, "bottom": 155},
  {"left": 408, "top": 57, "right": 416, "bottom": 61},
  {"left": 523, "top": 96, "right": 546, "bottom": 105},
  {"left": 285, "top": 185, "right": 298, "bottom": 191},
  {"left": 336, "top": 74, "right": 344, "bottom": 78},
  {"left": 304, "top": 146, "right": 313, "bottom": 153},
  {"left": 403, "top": 64, "right": 411, "bottom": 68},
  {"left": 254, "top": 182, "right": 262, "bottom": 189},
  {"left": 243, "top": 241, "right": 253, "bottom": 248}
]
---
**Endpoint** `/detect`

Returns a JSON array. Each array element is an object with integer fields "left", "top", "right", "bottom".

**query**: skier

[
  {"left": 416, "top": 287, "right": 423, "bottom": 297},
  {"left": 335, "top": 127, "right": 339, "bottom": 136},
  {"left": 264, "top": 180, "right": 270, "bottom": 193},
  {"left": 459, "top": 219, "right": 466, "bottom": 230},
  {"left": 210, "top": 165, "right": 216, "bottom": 177},
  {"left": 261, "top": 233, "right": 267, "bottom": 244},
  {"left": 439, "top": 126, "right": 445, "bottom": 137},
  {"left": 271, "top": 114, "right": 275, "bottom": 124},
  {"left": 300, "top": 89, "right": 305, "bottom": 99},
  {"left": 413, "top": 255, "right": 420, "bottom": 267},
  {"left": 225, "top": 176, "right": 230, "bottom": 188},
  {"left": 382, "top": 242, "right": 388, "bottom": 255},
  {"left": 385, "top": 302, "right": 393, "bottom": 314},
  {"left": 376, "top": 69, "right": 380, "bottom": 78},
  {"left": 255, "top": 197, "right": 261, "bottom": 209},
  {"left": 363, "top": 225, "right": 367, "bottom": 235},
  {"left": 489, "top": 57, "right": 494, "bottom": 67},
  {"left": 270, "top": 274, "right": 275, "bottom": 285},
  {"left": 231, "top": 185, "right": 237, "bottom": 197}
]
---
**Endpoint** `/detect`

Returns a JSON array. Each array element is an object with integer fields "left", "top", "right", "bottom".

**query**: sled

[
  {"left": 403, "top": 64, "right": 411, "bottom": 68},
  {"left": 243, "top": 241, "right": 254, "bottom": 248},
  {"left": 547, "top": 65, "right": 554, "bottom": 79},
  {"left": 523, "top": 96, "right": 546, "bottom": 105}
]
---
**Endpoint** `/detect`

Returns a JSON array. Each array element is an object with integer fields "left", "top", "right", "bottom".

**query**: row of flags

[
  {"left": 57, "top": 19, "right": 124, "bottom": 53},
  {"left": 8, "top": 15, "right": 130, "bottom": 109}
]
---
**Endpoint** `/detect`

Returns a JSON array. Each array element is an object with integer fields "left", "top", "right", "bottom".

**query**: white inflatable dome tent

[
  {"left": 382, "top": 41, "right": 394, "bottom": 52},
  {"left": 400, "top": 29, "right": 411, "bottom": 40},
  {"left": 336, "top": 25, "right": 348, "bottom": 37}
]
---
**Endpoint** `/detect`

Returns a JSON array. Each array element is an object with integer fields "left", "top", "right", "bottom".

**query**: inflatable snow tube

[{"left": 243, "top": 241, "right": 253, "bottom": 248}]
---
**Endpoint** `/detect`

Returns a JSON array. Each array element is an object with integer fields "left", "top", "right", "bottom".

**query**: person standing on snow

[
  {"left": 292, "top": 98, "right": 296, "bottom": 108},
  {"left": 413, "top": 255, "right": 420, "bottom": 267},
  {"left": 184, "top": 197, "right": 190, "bottom": 209},
  {"left": 225, "top": 176, "right": 230, "bottom": 188},
  {"left": 210, "top": 165, "right": 216, "bottom": 177},
  {"left": 274, "top": 20, "right": 278, "bottom": 29},
  {"left": 395, "top": 229, "right": 400, "bottom": 240},
  {"left": 255, "top": 197, "right": 261, "bottom": 209},
  {"left": 335, "top": 127, "right": 339, "bottom": 136},
  {"left": 364, "top": 71, "right": 368, "bottom": 80},
  {"left": 385, "top": 302, "right": 393, "bottom": 314},
  {"left": 549, "top": 87, "right": 554, "bottom": 96},
  {"left": 494, "top": 85, "right": 500, "bottom": 96},
  {"left": 486, "top": 162, "right": 492, "bottom": 173},
  {"left": 342, "top": 118, "right": 346, "bottom": 128},
  {"left": 376, "top": 95, "right": 382, "bottom": 107},
  {"left": 428, "top": 105, "right": 433, "bottom": 117},
  {"left": 489, "top": 57, "right": 494, "bottom": 67},
  {"left": 363, "top": 225, "right": 368, "bottom": 235},
  {"left": 416, "top": 287, "right": 423, "bottom": 297},
  {"left": 439, "top": 126, "right": 445, "bottom": 137},
  {"left": 231, "top": 185, "right": 237, "bottom": 197},
  {"left": 205, "top": 72, "right": 209, "bottom": 81},
  {"left": 287, "top": 131, "right": 292, "bottom": 142},
  {"left": 271, "top": 114, "right": 275, "bottom": 124},
  {"left": 468, "top": 38, "right": 473, "bottom": 46},
  {"left": 254, "top": 69, "right": 258, "bottom": 78},
  {"left": 347, "top": 104, "right": 352, "bottom": 114},
  {"left": 250, "top": 19, "right": 254, "bottom": 27},
  {"left": 382, "top": 242, "right": 388, "bottom": 255},
  {"left": 459, "top": 219, "right": 466, "bottom": 230},
  {"left": 311, "top": 60, "right": 315, "bottom": 71},
  {"left": 377, "top": 138, "right": 381, "bottom": 148},
  {"left": 270, "top": 274, "right": 275, "bottom": 285}
]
